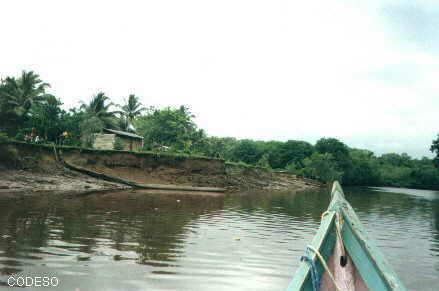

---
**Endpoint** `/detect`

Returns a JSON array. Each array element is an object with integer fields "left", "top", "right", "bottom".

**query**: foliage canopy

[{"left": 1, "top": 70, "right": 439, "bottom": 189}]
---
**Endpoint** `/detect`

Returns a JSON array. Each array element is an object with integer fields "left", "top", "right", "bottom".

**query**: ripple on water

[{"left": 0, "top": 188, "right": 438, "bottom": 290}]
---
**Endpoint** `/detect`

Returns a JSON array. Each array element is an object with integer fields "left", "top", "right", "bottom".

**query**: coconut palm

[
  {"left": 1, "top": 71, "right": 50, "bottom": 117},
  {"left": 119, "top": 94, "right": 145, "bottom": 130},
  {"left": 80, "top": 92, "right": 117, "bottom": 129},
  {"left": 0, "top": 71, "right": 50, "bottom": 134},
  {"left": 117, "top": 115, "right": 131, "bottom": 132},
  {"left": 79, "top": 92, "right": 117, "bottom": 147}
]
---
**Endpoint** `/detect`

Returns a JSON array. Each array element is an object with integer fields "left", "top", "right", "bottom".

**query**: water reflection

[
  {"left": 346, "top": 187, "right": 439, "bottom": 288},
  {"left": 0, "top": 187, "right": 438, "bottom": 290},
  {"left": 228, "top": 189, "right": 329, "bottom": 221},
  {"left": 0, "top": 191, "right": 225, "bottom": 290}
]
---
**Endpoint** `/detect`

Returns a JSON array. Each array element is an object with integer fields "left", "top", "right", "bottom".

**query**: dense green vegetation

[
  {"left": 1, "top": 70, "right": 439, "bottom": 189},
  {"left": 431, "top": 135, "right": 439, "bottom": 169}
]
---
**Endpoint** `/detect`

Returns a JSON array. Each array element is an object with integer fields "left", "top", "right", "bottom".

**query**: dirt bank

[
  {"left": 0, "top": 141, "right": 321, "bottom": 194},
  {"left": 225, "top": 163, "right": 321, "bottom": 191},
  {"left": 0, "top": 170, "right": 129, "bottom": 196}
]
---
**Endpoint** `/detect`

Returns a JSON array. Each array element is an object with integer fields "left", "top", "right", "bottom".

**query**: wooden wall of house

[
  {"left": 93, "top": 134, "right": 142, "bottom": 151},
  {"left": 93, "top": 134, "right": 115, "bottom": 150},
  {"left": 120, "top": 137, "right": 142, "bottom": 151}
]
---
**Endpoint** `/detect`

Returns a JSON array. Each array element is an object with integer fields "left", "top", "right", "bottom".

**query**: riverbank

[
  {"left": 0, "top": 141, "right": 321, "bottom": 195},
  {"left": 0, "top": 170, "right": 129, "bottom": 197}
]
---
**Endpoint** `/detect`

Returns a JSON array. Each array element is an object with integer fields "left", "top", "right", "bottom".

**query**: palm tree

[
  {"left": 117, "top": 115, "right": 130, "bottom": 132},
  {"left": 119, "top": 94, "right": 145, "bottom": 131},
  {"left": 79, "top": 92, "right": 117, "bottom": 147},
  {"left": 0, "top": 71, "right": 50, "bottom": 134},
  {"left": 80, "top": 92, "right": 117, "bottom": 129},
  {"left": 3, "top": 71, "right": 50, "bottom": 117}
]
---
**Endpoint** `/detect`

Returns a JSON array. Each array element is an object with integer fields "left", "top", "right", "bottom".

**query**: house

[{"left": 93, "top": 128, "right": 144, "bottom": 151}]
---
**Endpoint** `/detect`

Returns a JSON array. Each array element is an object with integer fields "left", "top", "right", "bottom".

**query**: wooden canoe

[{"left": 288, "top": 181, "right": 406, "bottom": 291}]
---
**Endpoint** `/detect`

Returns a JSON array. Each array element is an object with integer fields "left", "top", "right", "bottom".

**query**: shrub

[
  {"left": 257, "top": 153, "right": 271, "bottom": 169},
  {"left": 80, "top": 116, "right": 104, "bottom": 148},
  {"left": 113, "top": 137, "right": 124, "bottom": 150},
  {"left": 286, "top": 161, "right": 299, "bottom": 174}
]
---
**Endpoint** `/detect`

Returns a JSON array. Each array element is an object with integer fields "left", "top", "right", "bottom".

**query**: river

[{"left": 0, "top": 187, "right": 438, "bottom": 290}]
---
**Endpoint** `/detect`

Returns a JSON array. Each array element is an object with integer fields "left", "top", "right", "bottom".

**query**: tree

[
  {"left": 270, "top": 140, "right": 314, "bottom": 169},
  {"left": 188, "top": 128, "right": 207, "bottom": 154},
  {"left": 301, "top": 152, "right": 343, "bottom": 183},
  {"left": 230, "top": 140, "right": 263, "bottom": 164},
  {"left": 286, "top": 161, "right": 300, "bottom": 174},
  {"left": 79, "top": 92, "right": 117, "bottom": 146},
  {"left": 59, "top": 108, "right": 85, "bottom": 146},
  {"left": 255, "top": 141, "right": 282, "bottom": 168},
  {"left": 431, "top": 135, "right": 439, "bottom": 169},
  {"left": 194, "top": 136, "right": 238, "bottom": 159},
  {"left": 379, "top": 153, "right": 412, "bottom": 167},
  {"left": 80, "top": 92, "right": 117, "bottom": 129},
  {"left": 343, "top": 149, "right": 380, "bottom": 186},
  {"left": 117, "top": 115, "right": 130, "bottom": 132},
  {"left": 27, "top": 94, "right": 64, "bottom": 141},
  {"left": 135, "top": 106, "right": 199, "bottom": 150},
  {"left": 315, "top": 137, "right": 353, "bottom": 181},
  {"left": 377, "top": 163, "right": 411, "bottom": 188},
  {"left": 409, "top": 164, "right": 439, "bottom": 190},
  {"left": 80, "top": 116, "right": 104, "bottom": 147},
  {"left": 119, "top": 94, "right": 145, "bottom": 132},
  {"left": 0, "top": 71, "right": 50, "bottom": 135},
  {"left": 315, "top": 138, "right": 349, "bottom": 161},
  {"left": 257, "top": 153, "right": 271, "bottom": 169}
]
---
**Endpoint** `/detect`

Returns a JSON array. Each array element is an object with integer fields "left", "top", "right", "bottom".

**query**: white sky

[{"left": 1, "top": 0, "right": 438, "bottom": 158}]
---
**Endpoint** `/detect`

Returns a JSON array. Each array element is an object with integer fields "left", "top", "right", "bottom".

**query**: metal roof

[{"left": 103, "top": 128, "right": 144, "bottom": 140}]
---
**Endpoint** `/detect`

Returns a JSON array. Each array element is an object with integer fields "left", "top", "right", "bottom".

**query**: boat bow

[{"left": 288, "top": 181, "right": 406, "bottom": 291}]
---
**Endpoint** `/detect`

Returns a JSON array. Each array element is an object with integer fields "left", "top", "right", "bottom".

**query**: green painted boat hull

[{"left": 288, "top": 182, "right": 406, "bottom": 291}]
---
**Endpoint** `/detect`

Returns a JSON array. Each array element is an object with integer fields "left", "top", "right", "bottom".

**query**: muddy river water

[{"left": 0, "top": 187, "right": 438, "bottom": 290}]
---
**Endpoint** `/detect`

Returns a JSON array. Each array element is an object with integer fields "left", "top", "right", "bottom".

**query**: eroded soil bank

[{"left": 0, "top": 142, "right": 321, "bottom": 194}]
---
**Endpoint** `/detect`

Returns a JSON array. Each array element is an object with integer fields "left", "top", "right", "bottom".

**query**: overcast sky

[{"left": 1, "top": 0, "right": 438, "bottom": 157}]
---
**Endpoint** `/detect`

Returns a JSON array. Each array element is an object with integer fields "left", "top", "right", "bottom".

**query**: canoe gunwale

[
  {"left": 335, "top": 191, "right": 406, "bottom": 290},
  {"left": 287, "top": 207, "right": 337, "bottom": 290},
  {"left": 287, "top": 182, "right": 407, "bottom": 291}
]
